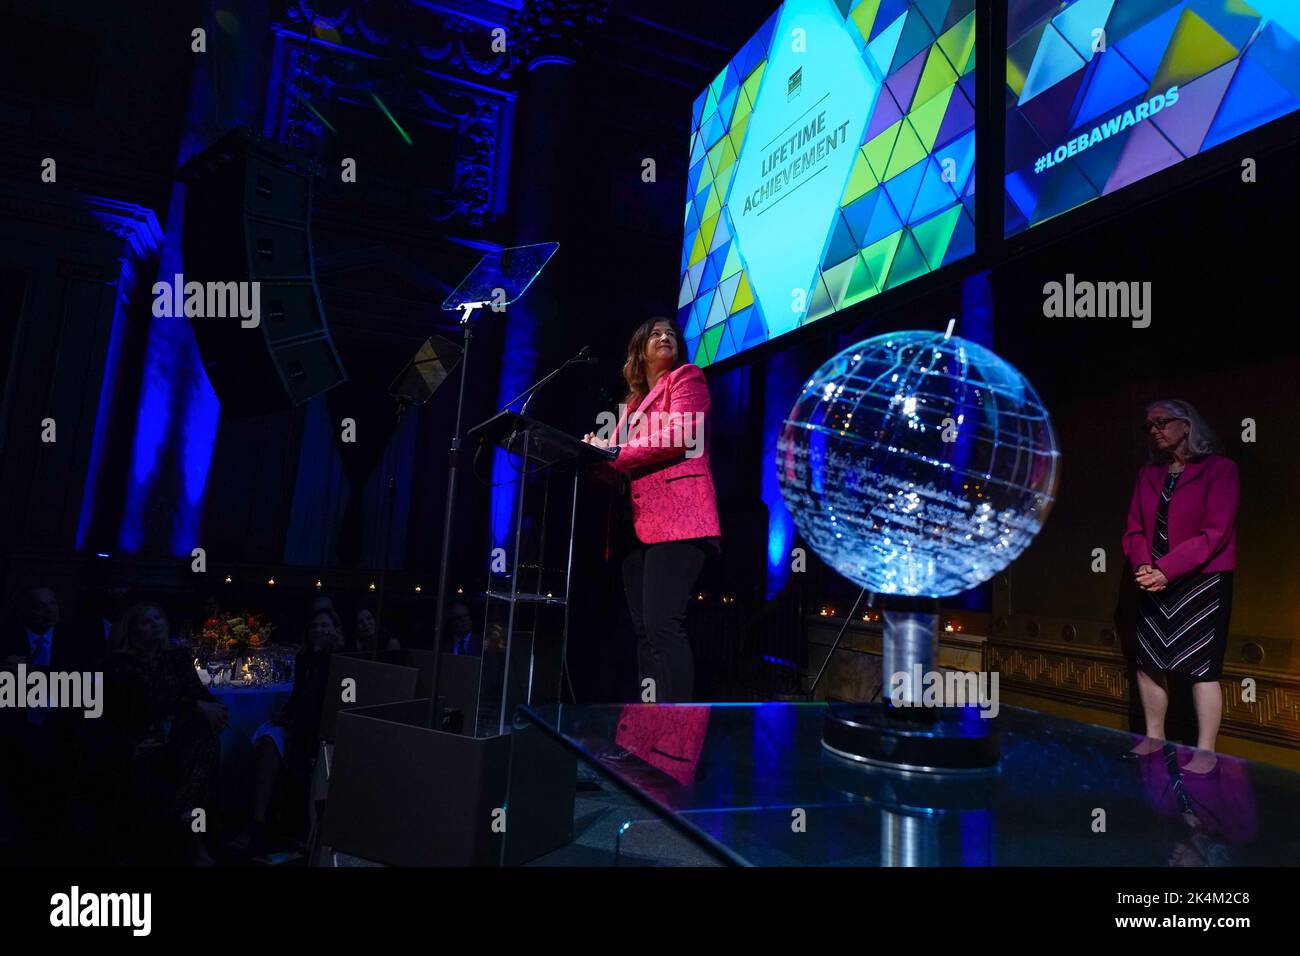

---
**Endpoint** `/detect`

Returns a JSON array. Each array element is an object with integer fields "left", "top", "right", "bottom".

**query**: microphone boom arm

[{"left": 503, "top": 348, "right": 595, "bottom": 416}]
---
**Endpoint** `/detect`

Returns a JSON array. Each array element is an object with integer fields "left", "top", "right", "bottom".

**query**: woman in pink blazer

[
  {"left": 1122, "top": 399, "right": 1238, "bottom": 773},
  {"left": 585, "top": 316, "right": 720, "bottom": 707}
]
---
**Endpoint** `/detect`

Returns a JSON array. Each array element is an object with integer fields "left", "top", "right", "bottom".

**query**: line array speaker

[{"left": 180, "top": 128, "right": 345, "bottom": 417}]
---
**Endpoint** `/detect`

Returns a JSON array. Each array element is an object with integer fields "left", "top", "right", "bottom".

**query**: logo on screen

[{"left": 787, "top": 67, "right": 802, "bottom": 101}]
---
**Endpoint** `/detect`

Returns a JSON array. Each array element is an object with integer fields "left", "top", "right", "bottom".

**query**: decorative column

[
  {"left": 490, "top": 0, "right": 607, "bottom": 545},
  {"left": 0, "top": 184, "right": 162, "bottom": 568}
]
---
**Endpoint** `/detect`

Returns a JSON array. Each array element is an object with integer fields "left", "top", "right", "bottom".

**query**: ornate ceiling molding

[
  {"left": 509, "top": 0, "right": 608, "bottom": 66},
  {"left": 280, "top": 0, "right": 519, "bottom": 82},
  {"left": 268, "top": 2, "right": 521, "bottom": 228},
  {"left": 0, "top": 184, "right": 163, "bottom": 261}
]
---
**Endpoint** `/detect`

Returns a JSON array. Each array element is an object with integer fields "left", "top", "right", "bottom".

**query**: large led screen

[
  {"left": 1006, "top": 0, "right": 1300, "bottom": 236},
  {"left": 679, "top": 0, "right": 977, "bottom": 367}
]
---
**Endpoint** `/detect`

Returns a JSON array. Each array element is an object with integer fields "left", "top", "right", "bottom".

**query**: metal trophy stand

[
  {"left": 815, "top": 595, "right": 998, "bottom": 864},
  {"left": 820, "top": 595, "right": 999, "bottom": 773},
  {"left": 432, "top": 242, "right": 559, "bottom": 726},
  {"left": 805, "top": 586, "right": 999, "bottom": 773}
]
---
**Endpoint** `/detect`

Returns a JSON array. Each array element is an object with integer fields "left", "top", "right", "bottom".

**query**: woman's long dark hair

[{"left": 622, "top": 315, "right": 685, "bottom": 407}]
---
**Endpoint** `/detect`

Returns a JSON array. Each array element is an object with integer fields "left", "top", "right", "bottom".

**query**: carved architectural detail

[
  {"left": 0, "top": 186, "right": 163, "bottom": 262},
  {"left": 269, "top": 1, "right": 517, "bottom": 226},
  {"left": 1223, "top": 681, "right": 1300, "bottom": 742},
  {"left": 423, "top": 13, "right": 519, "bottom": 79},
  {"left": 510, "top": 0, "right": 608, "bottom": 64},
  {"left": 278, "top": 39, "right": 333, "bottom": 150},
  {"left": 987, "top": 643, "right": 1129, "bottom": 703},
  {"left": 988, "top": 639, "right": 1300, "bottom": 747},
  {"left": 282, "top": 1, "right": 519, "bottom": 80},
  {"left": 454, "top": 98, "right": 500, "bottom": 228}
]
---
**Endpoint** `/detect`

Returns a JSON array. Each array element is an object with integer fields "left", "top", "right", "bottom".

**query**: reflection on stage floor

[{"left": 520, "top": 701, "right": 1297, "bottom": 867}]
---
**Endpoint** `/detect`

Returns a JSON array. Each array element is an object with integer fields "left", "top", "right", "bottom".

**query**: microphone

[{"left": 572, "top": 345, "right": 598, "bottom": 365}]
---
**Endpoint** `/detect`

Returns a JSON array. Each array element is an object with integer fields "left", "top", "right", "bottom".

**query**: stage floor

[{"left": 520, "top": 701, "right": 1299, "bottom": 866}]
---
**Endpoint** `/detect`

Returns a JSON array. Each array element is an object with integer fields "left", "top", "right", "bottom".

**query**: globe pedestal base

[{"left": 821, "top": 702, "right": 999, "bottom": 774}]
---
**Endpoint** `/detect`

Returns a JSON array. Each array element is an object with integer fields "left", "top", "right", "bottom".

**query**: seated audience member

[
  {"left": 76, "top": 584, "right": 131, "bottom": 659},
  {"left": 0, "top": 585, "right": 100, "bottom": 864},
  {"left": 1, "top": 585, "right": 98, "bottom": 671},
  {"left": 73, "top": 555, "right": 129, "bottom": 655},
  {"left": 1, "top": 584, "right": 100, "bottom": 768},
  {"left": 353, "top": 605, "right": 400, "bottom": 653},
  {"left": 236, "top": 608, "right": 342, "bottom": 858},
  {"left": 445, "top": 600, "right": 482, "bottom": 656},
  {"left": 310, "top": 595, "right": 345, "bottom": 650},
  {"left": 99, "top": 602, "right": 229, "bottom": 865}
]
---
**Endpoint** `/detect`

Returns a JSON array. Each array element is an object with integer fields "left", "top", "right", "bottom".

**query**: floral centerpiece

[{"left": 197, "top": 612, "right": 273, "bottom": 669}]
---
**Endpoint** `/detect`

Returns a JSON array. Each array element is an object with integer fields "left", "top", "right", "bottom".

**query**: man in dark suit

[
  {"left": 444, "top": 601, "right": 482, "bottom": 656},
  {"left": 0, "top": 584, "right": 110, "bottom": 728},
  {"left": 1, "top": 585, "right": 101, "bottom": 864},
  {"left": 2, "top": 585, "right": 98, "bottom": 672},
  {"left": 69, "top": 584, "right": 131, "bottom": 663}
]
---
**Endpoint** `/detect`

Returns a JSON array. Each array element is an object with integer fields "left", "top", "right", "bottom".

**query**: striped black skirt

[{"left": 1136, "top": 571, "right": 1233, "bottom": 682}]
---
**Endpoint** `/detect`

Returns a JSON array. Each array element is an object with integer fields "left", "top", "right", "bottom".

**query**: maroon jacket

[
  {"left": 611, "top": 363, "right": 721, "bottom": 545},
  {"left": 1122, "top": 454, "right": 1238, "bottom": 581}
]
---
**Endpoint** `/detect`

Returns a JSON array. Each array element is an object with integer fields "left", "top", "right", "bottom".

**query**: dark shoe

[
  {"left": 1122, "top": 736, "right": 1165, "bottom": 759},
  {"left": 597, "top": 744, "right": 637, "bottom": 763},
  {"left": 1180, "top": 751, "right": 1220, "bottom": 776},
  {"left": 226, "top": 822, "right": 267, "bottom": 859}
]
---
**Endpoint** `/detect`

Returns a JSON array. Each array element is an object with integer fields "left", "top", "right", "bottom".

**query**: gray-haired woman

[{"left": 1122, "top": 400, "right": 1239, "bottom": 774}]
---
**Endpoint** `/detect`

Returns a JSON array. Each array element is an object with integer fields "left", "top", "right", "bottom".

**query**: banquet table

[{"left": 212, "top": 681, "right": 293, "bottom": 817}]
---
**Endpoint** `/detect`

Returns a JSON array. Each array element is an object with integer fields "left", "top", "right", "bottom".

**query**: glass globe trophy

[{"left": 777, "top": 329, "right": 1059, "bottom": 772}]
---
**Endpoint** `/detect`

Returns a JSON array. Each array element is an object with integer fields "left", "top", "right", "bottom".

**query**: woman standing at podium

[{"left": 584, "top": 316, "right": 720, "bottom": 705}]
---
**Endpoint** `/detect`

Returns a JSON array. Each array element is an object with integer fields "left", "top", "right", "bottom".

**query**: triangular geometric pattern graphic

[
  {"left": 678, "top": 0, "right": 977, "bottom": 368},
  {"left": 1005, "top": 0, "right": 1300, "bottom": 237}
]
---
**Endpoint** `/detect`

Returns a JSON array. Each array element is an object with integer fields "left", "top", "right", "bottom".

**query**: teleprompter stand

[{"left": 431, "top": 242, "right": 558, "bottom": 726}]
